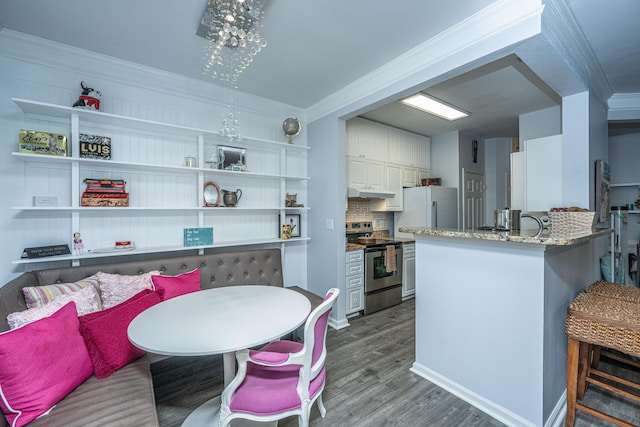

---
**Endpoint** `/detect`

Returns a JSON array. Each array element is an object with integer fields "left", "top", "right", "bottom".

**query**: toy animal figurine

[{"left": 72, "top": 81, "right": 101, "bottom": 110}]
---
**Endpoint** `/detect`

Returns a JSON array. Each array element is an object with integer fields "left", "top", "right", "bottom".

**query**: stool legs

[
  {"left": 576, "top": 341, "right": 591, "bottom": 400},
  {"left": 566, "top": 339, "right": 593, "bottom": 426},
  {"left": 566, "top": 338, "right": 582, "bottom": 427},
  {"left": 566, "top": 337, "right": 640, "bottom": 427}
]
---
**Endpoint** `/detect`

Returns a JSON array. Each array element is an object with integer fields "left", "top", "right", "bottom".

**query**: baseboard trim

[
  {"left": 410, "top": 362, "right": 539, "bottom": 427},
  {"left": 329, "top": 317, "right": 349, "bottom": 330},
  {"left": 545, "top": 391, "right": 566, "bottom": 427}
]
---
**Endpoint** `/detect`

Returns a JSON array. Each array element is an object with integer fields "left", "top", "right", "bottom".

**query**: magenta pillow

[
  {"left": 151, "top": 268, "right": 201, "bottom": 300},
  {"left": 0, "top": 302, "right": 93, "bottom": 427},
  {"left": 78, "top": 290, "right": 161, "bottom": 379}
]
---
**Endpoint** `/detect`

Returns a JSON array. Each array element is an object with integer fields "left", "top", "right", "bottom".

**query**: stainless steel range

[{"left": 346, "top": 222, "right": 403, "bottom": 314}]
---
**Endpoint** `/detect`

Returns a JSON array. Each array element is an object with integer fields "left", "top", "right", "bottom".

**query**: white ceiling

[{"left": 0, "top": 0, "right": 638, "bottom": 138}]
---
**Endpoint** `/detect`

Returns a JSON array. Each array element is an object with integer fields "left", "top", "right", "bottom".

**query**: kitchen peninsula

[{"left": 400, "top": 227, "right": 611, "bottom": 427}]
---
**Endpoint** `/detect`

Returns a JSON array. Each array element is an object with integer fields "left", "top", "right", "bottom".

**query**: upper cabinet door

[
  {"left": 346, "top": 156, "right": 367, "bottom": 188},
  {"left": 346, "top": 118, "right": 388, "bottom": 161}
]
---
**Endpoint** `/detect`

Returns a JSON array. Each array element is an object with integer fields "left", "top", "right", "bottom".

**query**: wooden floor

[{"left": 152, "top": 299, "right": 639, "bottom": 426}]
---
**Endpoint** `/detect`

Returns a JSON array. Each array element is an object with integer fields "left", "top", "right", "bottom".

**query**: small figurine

[
  {"left": 73, "top": 232, "right": 84, "bottom": 255},
  {"left": 281, "top": 224, "right": 292, "bottom": 240},
  {"left": 73, "top": 81, "right": 102, "bottom": 111}
]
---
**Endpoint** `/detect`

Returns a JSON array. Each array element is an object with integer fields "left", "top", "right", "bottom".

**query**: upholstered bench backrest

[{"left": 0, "top": 248, "right": 284, "bottom": 332}]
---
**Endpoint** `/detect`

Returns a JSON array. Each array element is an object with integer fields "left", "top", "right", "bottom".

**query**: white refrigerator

[{"left": 394, "top": 186, "right": 458, "bottom": 238}]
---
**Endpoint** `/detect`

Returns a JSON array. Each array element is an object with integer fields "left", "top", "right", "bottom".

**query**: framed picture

[
  {"left": 280, "top": 214, "right": 301, "bottom": 238},
  {"left": 218, "top": 145, "right": 247, "bottom": 171}
]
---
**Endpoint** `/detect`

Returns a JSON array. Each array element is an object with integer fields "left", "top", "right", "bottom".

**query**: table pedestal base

[{"left": 182, "top": 396, "right": 277, "bottom": 427}]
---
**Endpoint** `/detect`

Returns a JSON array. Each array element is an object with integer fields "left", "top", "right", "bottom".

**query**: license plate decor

[
  {"left": 18, "top": 129, "right": 68, "bottom": 156},
  {"left": 79, "top": 134, "right": 111, "bottom": 160}
]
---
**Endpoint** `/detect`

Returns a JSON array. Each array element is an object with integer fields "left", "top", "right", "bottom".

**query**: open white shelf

[
  {"left": 610, "top": 182, "right": 640, "bottom": 188},
  {"left": 13, "top": 237, "right": 311, "bottom": 265},
  {"left": 12, "top": 152, "right": 310, "bottom": 181},
  {"left": 13, "top": 98, "right": 309, "bottom": 151}
]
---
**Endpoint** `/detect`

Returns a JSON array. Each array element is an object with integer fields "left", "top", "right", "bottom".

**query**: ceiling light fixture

[
  {"left": 401, "top": 93, "right": 469, "bottom": 121},
  {"left": 199, "top": 0, "right": 268, "bottom": 82},
  {"left": 198, "top": 0, "right": 269, "bottom": 141}
]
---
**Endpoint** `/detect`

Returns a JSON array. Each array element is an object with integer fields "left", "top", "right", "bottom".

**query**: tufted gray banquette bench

[{"left": 0, "top": 248, "right": 322, "bottom": 427}]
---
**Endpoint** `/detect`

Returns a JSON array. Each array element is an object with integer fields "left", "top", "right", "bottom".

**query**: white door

[{"left": 462, "top": 169, "right": 486, "bottom": 229}]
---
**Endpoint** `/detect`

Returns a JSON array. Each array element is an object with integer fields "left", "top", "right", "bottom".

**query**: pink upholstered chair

[{"left": 219, "top": 288, "right": 340, "bottom": 427}]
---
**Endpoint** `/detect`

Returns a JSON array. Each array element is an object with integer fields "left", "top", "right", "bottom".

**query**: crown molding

[
  {"left": 541, "top": 0, "right": 612, "bottom": 110},
  {"left": 305, "top": 0, "right": 545, "bottom": 122},
  {"left": 0, "top": 29, "right": 304, "bottom": 121},
  {"left": 608, "top": 93, "right": 640, "bottom": 121}
]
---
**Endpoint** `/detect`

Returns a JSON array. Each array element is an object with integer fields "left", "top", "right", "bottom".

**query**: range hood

[{"left": 347, "top": 187, "right": 395, "bottom": 199}]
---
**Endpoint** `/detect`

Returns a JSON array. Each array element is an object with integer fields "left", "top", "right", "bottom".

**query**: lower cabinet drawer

[
  {"left": 346, "top": 287, "right": 364, "bottom": 314},
  {"left": 345, "top": 250, "right": 364, "bottom": 263},
  {"left": 346, "top": 273, "right": 364, "bottom": 289},
  {"left": 346, "top": 261, "right": 364, "bottom": 276}
]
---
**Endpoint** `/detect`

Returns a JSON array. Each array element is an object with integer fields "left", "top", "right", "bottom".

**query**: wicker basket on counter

[{"left": 548, "top": 211, "right": 596, "bottom": 234}]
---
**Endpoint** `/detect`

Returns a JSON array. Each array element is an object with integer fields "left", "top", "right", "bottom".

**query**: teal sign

[{"left": 183, "top": 227, "right": 214, "bottom": 247}]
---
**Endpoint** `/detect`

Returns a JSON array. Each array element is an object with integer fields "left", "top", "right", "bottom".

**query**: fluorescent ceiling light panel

[{"left": 401, "top": 94, "right": 469, "bottom": 121}]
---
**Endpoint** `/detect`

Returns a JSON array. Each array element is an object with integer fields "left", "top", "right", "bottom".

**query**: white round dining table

[{"left": 128, "top": 285, "right": 311, "bottom": 427}]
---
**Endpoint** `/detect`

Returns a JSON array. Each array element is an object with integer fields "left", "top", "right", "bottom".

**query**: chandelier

[{"left": 199, "top": 0, "right": 268, "bottom": 82}]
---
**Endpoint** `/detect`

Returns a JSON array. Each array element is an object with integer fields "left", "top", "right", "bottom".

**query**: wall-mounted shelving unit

[
  {"left": 12, "top": 98, "right": 310, "bottom": 265},
  {"left": 610, "top": 182, "right": 640, "bottom": 214}
]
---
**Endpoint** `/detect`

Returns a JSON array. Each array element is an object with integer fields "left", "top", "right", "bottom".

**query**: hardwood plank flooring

[{"left": 152, "top": 299, "right": 639, "bottom": 426}]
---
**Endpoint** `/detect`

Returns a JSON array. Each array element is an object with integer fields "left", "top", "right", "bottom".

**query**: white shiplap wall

[{"left": 0, "top": 30, "right": 308, "bottom": 287}]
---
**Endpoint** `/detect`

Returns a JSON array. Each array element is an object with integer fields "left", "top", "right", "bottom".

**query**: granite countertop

[
  {"left": 398, "top": 227, "right": 613, "bottom": 246},
  {"left": 346, "top": 237, "right": 415, "bottom": 252},
  {"left": 346, "top": 243, "right": 365, "bottom": 251}
]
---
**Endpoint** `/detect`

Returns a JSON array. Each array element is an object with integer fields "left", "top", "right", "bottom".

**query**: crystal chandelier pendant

[
  {"left": 200, "top": 0, "right": 268, "bottom": 81},
  {"left": 219, "top": 75, "right": 242, "bottom": 141},
  {"left": 199, "top": 0, "right": 268, "bottom": 142}
]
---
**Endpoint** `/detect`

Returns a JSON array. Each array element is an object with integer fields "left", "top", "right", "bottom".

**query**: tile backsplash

[{"left": 346, "top": 199, "right": 392, "bottom": 235}]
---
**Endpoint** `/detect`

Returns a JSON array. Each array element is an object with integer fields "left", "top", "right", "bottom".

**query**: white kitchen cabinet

[
  {"left": 345, "top": 117, "right": 388, "bottom": 162},
  {"left": 403, "top": 166, "right": 418, "bottom": 188},
  {"left": 402, "top": 243, "right": 415, "bottom": 299},
  {"left": 371, "top": 164, "right": 403, "bottom": 212},
  {"left": 11, "top": 98, "right": 310, "bottom": 265},
  {"left": 345, "top": 249, "right": 364, "bottom": 315},
  {"left": 385, "top": 130, "right": 431, "bottom": 169},
  {"left": 346, "top": 156, "right": 385, "bottom": 190}
]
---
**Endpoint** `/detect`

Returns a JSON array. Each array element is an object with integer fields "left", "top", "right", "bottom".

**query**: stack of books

[{"left": 81, "top": 179, "right": 129, "bottom": 207}]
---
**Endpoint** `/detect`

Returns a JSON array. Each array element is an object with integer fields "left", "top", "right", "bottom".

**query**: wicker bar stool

[{"left": 565, "top": 285, "right": 640, "bottom": 427}]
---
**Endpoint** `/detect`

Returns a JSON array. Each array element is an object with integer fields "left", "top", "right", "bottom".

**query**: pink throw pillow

[
  {"left": 0, "top": 303, "right": 93, "bottom": 427},
  {"left": 79, "top": 289, "right": 161, "bottom": 379},
  {"left": 95, "top": 270, "right": 159, "bottom": 309},
  {"left": 8, "top": 286, "right": 101, "bottom": 329},
  {"left": 151, "top": 268, "right": 201, "bottom": 300}
]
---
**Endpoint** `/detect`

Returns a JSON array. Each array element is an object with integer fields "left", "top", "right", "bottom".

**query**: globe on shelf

[{"left": 282, "top": 118, "right": 301, "bottom": 144}]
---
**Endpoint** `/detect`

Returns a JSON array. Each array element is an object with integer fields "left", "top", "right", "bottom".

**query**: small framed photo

[{"left": 280, "top": 214, "right": 301, "bottom": 238}]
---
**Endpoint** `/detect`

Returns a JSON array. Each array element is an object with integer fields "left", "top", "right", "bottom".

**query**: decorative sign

[
  {"left": 183, "top": 227, "right": 214, "bottom": 247},
  {"left": 79, "top": 134, "right": 111, "bottom": 160},
  {"left": 18, "top": 129, "right": 68, "bottom": 156},
  {"left": 21, "top": 244, "right": 71, "bottom": 259},
  {"left": 33, "top": 196, "right": 58, "bottom": 207}
]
